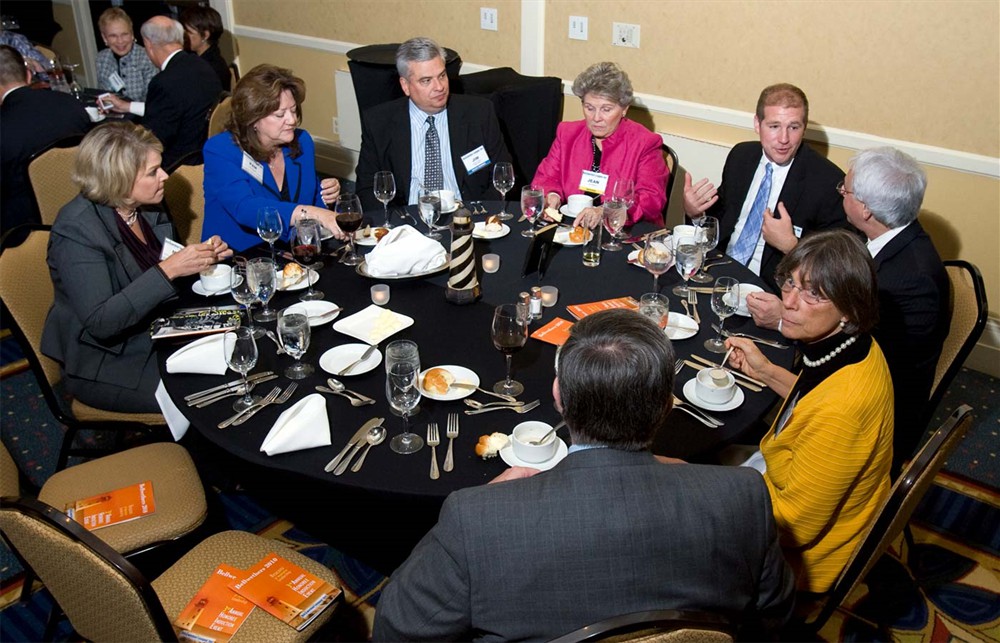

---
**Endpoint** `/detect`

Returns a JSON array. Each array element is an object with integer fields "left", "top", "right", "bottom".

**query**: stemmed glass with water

[
  {"left": 277, "top": 308, "right": 313, "bottom": 379},
  {"left": 226, "top": 327, "right": 260, "bottom": 411},
  {"left": 672, "top": 235, "right": 704, "bottom": 297},
  {"left": 492, "top": 162, "right": 515, "bottom": 220},
  {"left": 418, "top": 186, "right": 442, "bottom": 240},
  {"left": 246, "top": 257, "right": 277, "bottom": 322},
  {"left": 385, "top": 339, "right": 423, "bottom": 454},
  {"left": 640, "top": 229, "right": 674, "bottom": 292},
  {"left": 690, "top": 216, "right": 719, "bottom": 284},
  {"left": 231, "top": 259, "right": 264, "bottom": 339},
  {"left": 291, "top": 219, "right": 323, "bottom": 301},
  {"left": 491, "top": 303, "right": 528, "bottom": 396},
  {"left": 256, "top": 207, "right": 283, "bottom": 265},
  {"left": 601, "top": 198, "right": 628, "bottom": 251},
  {"left": 374, "top": 171, "right": 396, "bottom": 228},
  {"left": 609, "top": 177, "right": 635, "bottom": 246},
  {"left": 706, "top": 277, "right": 739, "bottom": 353},
  {"left": 520, "top": 184, "right": 544, "bottom": 238}
]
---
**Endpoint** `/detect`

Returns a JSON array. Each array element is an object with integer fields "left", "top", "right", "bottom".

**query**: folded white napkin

[
  {"left": 165, "top": 333, "right": 233, "bottom": 375},
  {"left": 364, "top": 224, "right": 447, "bottom": 277},
  {"left": 155, "top": 380, "right": 190, "bottom": 440},
  {"left": 260, "top": 393, "right": 331, "bottom": 456}
]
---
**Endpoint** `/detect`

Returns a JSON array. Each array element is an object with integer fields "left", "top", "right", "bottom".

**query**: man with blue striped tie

[{"left": 682, "top": 84, "right": 846, "bottom": 292}]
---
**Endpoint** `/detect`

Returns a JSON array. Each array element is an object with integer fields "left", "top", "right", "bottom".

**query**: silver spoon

[
  {"left": 327, "top": 378, "right": 377, "bottom": 405},
  {"left": 351, "top": 426, "right": 387, "bottom": 472},
  {"left": 264, "top": 330, "right": 286, "bottom": 355},
  {"left": 529, "top": 420, "right": 566, "bottom": 445}
]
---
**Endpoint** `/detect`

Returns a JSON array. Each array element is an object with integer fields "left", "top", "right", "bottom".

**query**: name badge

[
  {"left": 579, "top": 170, "right": 609, "bottom": 195},
  {"left": 792, "top": 225, "right": 803, "bottom": 239},
  {"left": 460, "top": 145, "right": 490, "bottom": 174},
  {"left": 107, "top": 71, "right": 126, "bottom": 92},
  {"left": 159, "top": 237, "right": 184, "bottom": 260},
  {"left": 241, "top": 152, "right": 264, "bottom": 185}
]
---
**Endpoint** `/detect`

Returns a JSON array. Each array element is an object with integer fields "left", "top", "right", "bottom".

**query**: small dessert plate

[{"left": 418, "top": 365, "right": 479, "bottom": 401}]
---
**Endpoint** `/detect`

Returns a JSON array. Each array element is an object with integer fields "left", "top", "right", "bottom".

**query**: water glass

[
  {"left": 374, "top": 171, "right": 396, "bottom": 228},
  {"left": 582, "top": 223, "right": 604, "bottom": 267},
  {"left": 706, "top": 277, "right": 739, "bottom": 353},
  {"left": 690, "top": 216, "right": 719, "bottom": 283},
  {"left": 492, "top": 162, "right": 515, "bottom": 220},
  {"left": 520, "top": 184, "right": 545, "bottom": 238},
  {"left": 256, "top": 207, "right": 283, "bottom": 265},
  {"left": 277, "top": 309, "right": 313, "bottom": 379},
  {"left": 226, "top": 327, "right": 260, "bottom": 411},
  {"left": 638, "top": 293, "right": 670, "bottom": 331},
  {"left": 246, "top": 257, "right": 277, "bottom": 322},
  {"left": 672, "top": 236, "right": 704, "bottom": 297},
  {"left": 418, "top": 186, "right": 442, "bottom": 239},
  {"left": 387, "top": 362, "right": 424, "bottom": 454},
  {"left": 230, "top": 259, "right": 264, "bottom": 339},
  {"left": 601, "top": 199, "right": 627, "bottom": 251}
]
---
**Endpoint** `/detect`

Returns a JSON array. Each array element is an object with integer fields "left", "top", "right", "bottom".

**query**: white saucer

[
  {"left": 472, "top": 221, "right": 510, "bottom": 239},
  {"left": 285, "top": 301, "right": 340, "bottom": 326},
  {"left": 278, "top": 269, "right": 319, "bottom": 291},
  {"left": 419, "top": 365, "right": 479, "bottom": 401},
  {"left": 192, "top": 281, "right": 230, "bottom": 297},
  {"left": 319, "top": 343, "right": 382, "bottom": 376},
  {"left": 500, "top": 437, "right": 568, "bottom": 471},
  {"left": 682, "top": 379, "right": 745, "bottom": 412},
  {"left": 666, "top": 313, "right": 699, "bottom": 341},
  {"left": 440, "top": 202, "right": 460, "bottom": 214},
  {"left": 734, "top": 283, "right": 764, "bottom": 317},
  {"left": 559, "top": 205, "right": 583, "bottom": 219}
]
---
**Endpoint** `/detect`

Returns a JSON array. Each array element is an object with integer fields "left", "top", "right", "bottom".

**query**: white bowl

[
  {"left": 199, "top": 264, "right": 232, "bottom": 292},
  {"left": 511, "top": 421, "right": 558, "bottom": 463},
  {"left": 695, "top": 367, "right": 736, "bottom": 405}
]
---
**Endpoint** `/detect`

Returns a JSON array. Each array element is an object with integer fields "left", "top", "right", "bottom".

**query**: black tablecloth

[{"left": 158, "top": 203, "right": 792, "bottom": 572}]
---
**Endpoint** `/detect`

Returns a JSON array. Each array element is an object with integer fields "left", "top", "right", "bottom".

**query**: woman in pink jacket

[{"left": 533, "top": 62, "right": 668, "bottom": 228}]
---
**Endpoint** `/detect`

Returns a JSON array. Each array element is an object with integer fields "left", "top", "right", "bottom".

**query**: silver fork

[
  {"left": 688, "top": 289, "right": 701, "bottom": 324},
  {"left": 464, "top": 399, "right": 526, "bottom": 410},
  {"left": 230, "top": 383, "right": 298, "bottom": 427},
  {"left": 672, "top": 395, "right": 723, "bottom": 427},
  {"left": 464, "top": 400, "right": 540, "bottom": 415},
  {"left": 193, "top": 375, "right": 278, "bottom": 407},
  {"left": 427, "top": 423, "right": 440, "bottom": 480},
  {"left": 218, "top": 386, "right": 280, "bottom": 429},
  {"left": 443, "top": 413, "right": 459, "bottom": 472}
]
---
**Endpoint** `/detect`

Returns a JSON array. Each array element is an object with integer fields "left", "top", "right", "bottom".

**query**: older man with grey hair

[
  {"left": 355, "top": 36, "right": 510, "bottom": 213},
  {"left": 104, "top": 15, "right": 221, "bottom": 168}
]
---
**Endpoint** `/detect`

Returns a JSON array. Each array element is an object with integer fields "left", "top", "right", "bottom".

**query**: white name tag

[
  {"left": 461, "top": 145, "right": 490, "bottom": 174},
  {"left": 107, "top": 71, "right": 126, "bottom": 92},
  {"left": 579, "top": 170, "right": 609, "bottom": 195},
  {"left": 241, "top": 152, "right": 264, "bottom": 184},
  {"left": 159, "top": 237, "right": 184, "bottom": 260},
  {"left": 793, "top": 225, "right": 803, "bottom": 239}
]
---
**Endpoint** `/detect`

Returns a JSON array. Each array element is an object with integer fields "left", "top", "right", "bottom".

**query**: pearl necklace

[
  {"left": 802, "top": 335, "right": 857, "bottom": 367},
  {"left": 117, "top": 208, "right": 138, "bottom": 226}
]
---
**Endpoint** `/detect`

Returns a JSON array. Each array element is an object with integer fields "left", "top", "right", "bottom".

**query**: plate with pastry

[
  {"left": 277, "top": 264, "right": 319, "bottom": 291},
  {"left": 419, "top": 365, "right": 479, "bottom": 401},
  {"left": 553, "top": 226, "right": 592, "bottom": 246},
  {"left": 500, "top": 436, "right": 568, "bottom": 471},
  {"left": 355, "top": 225, "right": 391, "bottom": 247},
  {"left": 472, "top": 217, "right": 510, "bottom": 239}
]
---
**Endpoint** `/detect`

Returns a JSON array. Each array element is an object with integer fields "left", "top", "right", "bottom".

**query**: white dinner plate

[
  {"left": 285, "top": 301, "right": 341, "bottom": 326},
  {"left": 553, "top": 227, "right": 592, "bottom": 246},
  {"left": 319, "top": 343, "right": 382, "bottom": 376},
  {"left": 733, "top": 283, "right": 765, "bottom": 317},
  {"left": 355, "top": 258, "right": 449, "bottom": 280},
  {"left": 682, "top": 379, "right": 745, "bottom": 412},
  {"left": 191, "top": 281, "right": 231, "bottom": 297},
  {"left": 354, "top": 227, "right": 389, "bottom": 247},
  {"left": 666, "top": 313, "right": 699, "bottom": 341},
  {"left": 332, "top": 304, "right": 414, "bottom": 345},
  {"left": 418, "top": 365, "right": 480, "bottom": 401},
  {"left": 500, "top": 437, "right": 569, "bottom": 471},
  {"left": 472, "top": 221, "right": 511, "bottom": 239},
  {"left": 627, "top": 249, "right": 676, "bottom": 271},
  {"left": 278, "top": 269, "right": 319, "bottom": 291}
]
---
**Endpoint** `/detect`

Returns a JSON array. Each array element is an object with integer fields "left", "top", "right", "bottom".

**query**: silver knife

[
  {"left": 184, "top": 371, "right": 275, "bottom": 402},
  {"left": 338, "top": 344, "right": 378, "bottom": 376},
  {"left": 324, "top": 417, "right": 384, "bottom": 472},
  {"left": 192, "top": 374, "right": 279, "bottom": 406},
  {"left": 711, "top": 324, "right": 789, "bottom": 349}
]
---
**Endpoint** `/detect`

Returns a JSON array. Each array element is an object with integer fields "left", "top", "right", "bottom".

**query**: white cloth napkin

[
  {"left": 364, "top": 224, "right": 447, "bottom": 277},
  {"left": 260, "top": 393, "right": 331, "bottom": 456},
  {"left": 155, "top": 380, "right": 190, "bottom": 440},
  {"left": 165, "top": 333, "right": 234, "bottom": 375}
]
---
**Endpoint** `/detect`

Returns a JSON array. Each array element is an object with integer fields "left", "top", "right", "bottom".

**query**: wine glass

[
  {"left": 291, "top": 219, "right": 323, "bottom": 301},
  {"left": 706, "top": 277, "right": 739, "bottom": 353},
  {"left": 672, "top": 236, "right": 704, "bottom": 297},
  {"left": 387, "top": 362, "right": 423, "bottom": 454},
  {"left": 638, "top": 293, "right": 670, "bottom": 331},
  {"left": 640, "top": 230, "right": 674, "bottom": 293},
  {"left": 256, "top": 207, "right": 283, "bottom": 265},
  {"left": 374, "top": 171, "right": 396, "bottom": 228},
  {"left": 601, "top": 199, "right": 627, "bottom": 251},
  {"left": 277, "top": 309, "right": 313, "bottom": 379},
  {"left": 690, "top": 216, "right": 719, "bottom": 284},
  {"left": 334, "top": 193, "right": 364, "bottom": 265},
  {"left": 491, "top": 303, "right": 528, "bottom": 396},
  {"left": 492, "top": 162, "right": 515, "bottom": 220},
  {"left": 231, "top": 259, "right": 263, "bottom": 339},
  {"left": 246, "top": 257, "right": 277, "bottom": 322},
  {"left": 418, "top": 186, "right": 442, "bottom": 239},
  {"left": 610, "top": 177, "right": 635, "bottom": 244},
  {"left": 226, "top": 327, "right": 260, "bottom": 411},
  {"left": 519, "top": 184, "right": 544, "bottom": 238},
  {"left": 63, "top": 61, "right": 82, "bottom": 99}
]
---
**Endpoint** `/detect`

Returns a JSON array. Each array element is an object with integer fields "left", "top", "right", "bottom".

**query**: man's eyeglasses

[
  {"left": 835, "top": 180, "right": 854, "bottom": 198},
  {"left": 777, "top": 275, "right": 829, "bottom": 305}
]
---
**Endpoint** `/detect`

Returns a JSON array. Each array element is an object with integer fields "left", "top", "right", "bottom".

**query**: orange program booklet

[
  {"left": 64, "top": 480, "right": 155, "bottom": 531},
  {"left": 229, "top": 553, "right": 340, "bottom": 631},
  {"left": 174, "top": 564, "right": 254, "bottom": 643},
  {"left": 531, "top": 317, "right": 574, "bottom": 346},
  {"left": 566, "top": 296, "right": 639, "bottom": 320}
]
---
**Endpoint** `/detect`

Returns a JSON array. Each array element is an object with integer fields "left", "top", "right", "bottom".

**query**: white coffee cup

[
  {"left": 566, "top": 194, "right": 594, "bottom": 215},
  {"left": 512, "top": 421, "right": 558, "bottom": 463},
  {"left": 84, "top": 106, "right": 104, "bottom": 122},
  {"left": 437, "top": 189, "right": 456, "bottom": 211},
  {"left": 695, "top": 367, "right": 736, "bottom": 404},
  {"left": 199, "top": 263, "right": 232, "bottom": 293}
]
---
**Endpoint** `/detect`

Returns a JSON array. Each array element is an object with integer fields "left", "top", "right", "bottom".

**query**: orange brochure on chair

[
  {"left": 531, "top": 317, "right": 574, "bottom": 346},
  {"left": 565, "top": 296, "right": 639, "bottom": 320},
  {"left": 174, "top": 564, "right": 254, "bottom": 643},
  {"left": 64, "top": 480, "right": 155, "bottom": 531},
  {"left": 229, "top": 553, "right": 340, "bottom": 631}
]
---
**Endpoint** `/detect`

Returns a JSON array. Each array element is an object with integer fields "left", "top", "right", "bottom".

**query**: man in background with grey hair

[
  {"left": 104, "top": 15, "right": 221, "bottom": 168},
  {"left": 355, "top": 36, "right": 509, "bottom": 213}
]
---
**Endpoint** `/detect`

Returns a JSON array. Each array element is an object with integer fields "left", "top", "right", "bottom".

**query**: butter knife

[
  {"left": 325, "top": 417, "right": 384, "bottom": 472},
  {"left": 711, "top": 324, "right": 789, "bottom": 349},
  {"left": 184, "top": 371, "right": 275, "bottom": 402},
  {"left": 338, "top": 344, "right": 378, "bottom": 376}
]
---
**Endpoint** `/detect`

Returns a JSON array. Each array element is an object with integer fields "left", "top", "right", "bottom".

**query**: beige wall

[{"left": 51, "top": 2, "right": 83, "bottom": 72}]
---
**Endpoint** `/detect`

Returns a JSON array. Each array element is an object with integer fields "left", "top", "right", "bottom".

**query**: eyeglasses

[
  {"left": 835, "top": 180, "right": 854, "bottom": 198},
  {"left": 777, "top": 276, "right": 829, "bottom": 305}
]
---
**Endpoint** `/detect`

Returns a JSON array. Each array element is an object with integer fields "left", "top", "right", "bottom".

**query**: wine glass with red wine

[
  {"left": 334, "top": 193, "right": 364, "bottom": 266},
  {"left": 491, "top": 303, "right": 528, "bottom": 396},
  {"left": 291, "top": 218, "right": 324, "bottom": 301}
]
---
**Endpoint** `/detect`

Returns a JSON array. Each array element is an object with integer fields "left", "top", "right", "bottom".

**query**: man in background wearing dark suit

[
  {"left": 355, "top": 37, "right": 510, "bottom": 214},
  {"left": 374, "top": 309, "right": 795, "bottom": 642},
  {"left": 103, "top": 16, "right": 221, "bottom": 169},
  {"left": 0, "top": 45, "right": 90, "bottom": 236},
  {"left": 683, "top": 84, "right": 845, "bottom": 292}
]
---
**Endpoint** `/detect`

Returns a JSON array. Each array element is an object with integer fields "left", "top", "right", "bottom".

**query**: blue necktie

[
  {"left": 424, "top": 116, "right": 443, "bottom": 191},
  {"left": 731, "top": 163, "right": 772, "bottom": 266}
]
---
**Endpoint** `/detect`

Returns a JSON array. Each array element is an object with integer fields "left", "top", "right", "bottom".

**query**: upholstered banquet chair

[
  {"left": 27, "top": 134, "right": 83, "bottom": 226},
  {"left": 164, "top": 159, "right": 206, "bottom": 245},
  {"left": 207, "top": 95, "right": 232, "bottom": 138},
  {"left": 548, "top": 609, "right": 736, "bottom": 643},
  {"left": 927, "top": 261, "right": 987, "bottom": 414},
  {"left": 0, "top": 225, "right": 167, "bottom": 471}
]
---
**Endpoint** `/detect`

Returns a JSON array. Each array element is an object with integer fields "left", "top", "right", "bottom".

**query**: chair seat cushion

[
  {"left": 71, "top": 399, "right": 166, "bottom": 425},
  {"left": 38, "top": 442, "right": 206, "bottom": 553},
  {"left": 153, "top": 530, "right": 341, "bottom": 642}
]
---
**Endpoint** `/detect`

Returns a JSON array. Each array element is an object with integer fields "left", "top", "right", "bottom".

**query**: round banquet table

[{"left": 158, "top": 202, "right": 793, "bottom": 573}]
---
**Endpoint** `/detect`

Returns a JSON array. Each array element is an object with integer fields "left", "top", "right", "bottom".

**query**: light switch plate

[
  {"left": 480, "top": 7, "right": 498, "bottom": 31},
  {"left": 569, "top": 15, "right": 588, "bottom": 40}
]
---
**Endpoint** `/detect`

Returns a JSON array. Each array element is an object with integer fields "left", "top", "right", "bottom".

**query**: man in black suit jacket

[
  {"left": 355, "top": 37, "right": 510, "bottom": 213},
  {"left": 104, "top": 16, "right": 221, "bottom": 169},
  {"left": 684, "top": 84, "right": 845, "bottom": 292},
  {"left": 0, "top": 45, "right": 91, "bottom": 236},
  {"left": 373, "top": 310, "right": 795, "bottom": 642}
]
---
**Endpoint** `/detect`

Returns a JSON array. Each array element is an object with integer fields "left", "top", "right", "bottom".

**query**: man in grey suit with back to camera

[
  {"left": 354, "top": 37, "right": 510, "bottom": 214},
  {"left": 373, "top": 309, "right": 795, "bottom": 642}
]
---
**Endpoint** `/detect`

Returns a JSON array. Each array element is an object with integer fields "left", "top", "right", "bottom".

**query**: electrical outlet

[
  {"left": 569, "top": 15, "right": 588, "bottom": 40},
  {"left": 331, "top": 116, "right": 338, "bottom": 135},
  {"left": 480, "top": 7, "right": 497, "bottom": 31},
  {"left": 612, "top": 22, "right": 640, "bottom": 48}
]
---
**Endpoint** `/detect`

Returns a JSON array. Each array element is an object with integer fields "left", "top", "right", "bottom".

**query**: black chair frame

[{"left": 549, "top": 609, "right": 736, "bottom": 643}]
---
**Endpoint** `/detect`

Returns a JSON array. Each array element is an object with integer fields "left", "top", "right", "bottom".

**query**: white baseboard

[{"left": 966, "top": 318, "right": 1000, "bottom": 379}]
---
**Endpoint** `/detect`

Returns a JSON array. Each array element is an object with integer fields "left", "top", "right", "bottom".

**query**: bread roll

[
  {"left": 422, "top": 367, "right": 454, "bottom": 395},
  {"left": 475, "top": 432, "right": 510, "bottom": 458},
  {"left": 282, "top": 263, "right": 304, "bottom": 285},
  {"left": 569, "top": 227, "right": 588, "bottom": 243},
  {"left": 374, "top": 227, "right": 390, "bottom": 241}
]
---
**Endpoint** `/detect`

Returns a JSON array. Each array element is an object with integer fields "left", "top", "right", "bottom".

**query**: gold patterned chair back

[
  {"left": 208, "top": 96, "right": 232, "bottom": 138},
  {"left": 28, "top": 143, "right": 81, "bottom": 226},
  {"left": 164, "top": 163, "right": 206, "bottom": 245}
]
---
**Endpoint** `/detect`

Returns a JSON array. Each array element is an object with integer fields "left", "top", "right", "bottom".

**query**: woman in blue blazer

[{"left": 203, "top": 64, "right": 346, "bottom": 251}]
